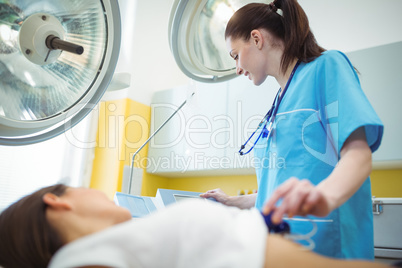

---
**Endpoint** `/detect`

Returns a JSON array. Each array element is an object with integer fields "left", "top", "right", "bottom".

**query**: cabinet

[{"left": 372, "top": 197, "right": 402, "bottom": 259}]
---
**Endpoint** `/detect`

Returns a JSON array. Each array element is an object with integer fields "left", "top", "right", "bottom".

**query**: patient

[{"left": 0, "top": 184, "right": 396, "bottom": 268}]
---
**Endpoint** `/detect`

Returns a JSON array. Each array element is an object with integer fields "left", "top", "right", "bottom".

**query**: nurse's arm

[
  {"left": 225, "top": 193, "right": 257, "bottom": 209},
  {"left": 315, "top": 126, "right": 372, "bottom": 211},
  {"left": 200, "top": 189, "right": 256, "bottom": 209}
]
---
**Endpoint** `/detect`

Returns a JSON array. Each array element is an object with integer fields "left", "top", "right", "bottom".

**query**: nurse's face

[{"left": 226, "top": 29, "right": 283, "bottom": 86}]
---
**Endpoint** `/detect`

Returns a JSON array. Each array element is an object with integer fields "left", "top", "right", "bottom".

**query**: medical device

[
  {"left": 261, "top": 210, "right": 317, "bottom": 249},
  {"left": 261, "top": 212, "right": 290, "bottom": 234},
  {"left": 0, "top": 0, "right": 121, "bottom": 145},
  {"left": 284, "top": 218, "right": 318, "bottom": 251},
  {"left": 114, "top": 188, "right": 214, "bottom": 218},
  {"left": 239, "top": 60, "right": 301, "bottom": 155},
  {"left": 262, "top": 211, "right": 318, "bottom": 250}
]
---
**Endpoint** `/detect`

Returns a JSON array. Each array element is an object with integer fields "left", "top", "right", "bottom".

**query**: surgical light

[{"left": 0, "top": 0, "right": 121, "bottom": 145}]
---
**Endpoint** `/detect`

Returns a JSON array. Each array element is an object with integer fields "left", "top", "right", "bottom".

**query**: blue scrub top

[{"left": 253, "top": 50, "right": 383, "bottom": 259}]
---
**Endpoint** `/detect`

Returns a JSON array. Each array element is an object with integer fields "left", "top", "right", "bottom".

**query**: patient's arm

[{"left": 264, "top": 235, "right": 391, "bottom": 268}]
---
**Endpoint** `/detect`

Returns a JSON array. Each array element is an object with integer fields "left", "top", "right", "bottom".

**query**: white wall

[
  {"left": 116, "top": 0, "right": 402, "bottom": 106},
  {"left": 115, "top": 0, "right": 188, "bottom": 105},
  {"left": 301, "top": 0, "right": 402, "bottom": 52}
]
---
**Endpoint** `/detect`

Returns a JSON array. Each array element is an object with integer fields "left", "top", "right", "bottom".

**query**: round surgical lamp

[
  {"left": 0, "top": 0, "right": 121, "bottom": 145},
  {"left": 169, "top": 0, "right": 267, "bottom": 83}
]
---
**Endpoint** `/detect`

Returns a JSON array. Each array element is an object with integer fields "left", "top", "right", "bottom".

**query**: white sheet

[{"left": 49, "top": 199, "right": 268, "bottom": 268}]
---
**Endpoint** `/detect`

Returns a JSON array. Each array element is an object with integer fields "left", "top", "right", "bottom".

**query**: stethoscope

[{"left": 239, "top": 60, "right": 301, "bottom": 156}]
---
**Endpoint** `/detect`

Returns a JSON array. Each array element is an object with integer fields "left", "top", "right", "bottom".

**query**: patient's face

[{"left": 63, "top": 187, "right": 132, "bottom": 224}]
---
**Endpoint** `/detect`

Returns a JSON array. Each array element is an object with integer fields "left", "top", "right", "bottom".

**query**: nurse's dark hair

[
  {"left": 225, "top": 0, "right": 325, "bottom": 74},
  {"left": 0, "top": 184, "right": 67, "bottom": 268}
]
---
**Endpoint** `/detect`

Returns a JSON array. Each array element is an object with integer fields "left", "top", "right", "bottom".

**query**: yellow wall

[
  {"left": 166, "top": 174, "right": 258, "bottom": 196},
  {"left": 90, "top": 98, "right": 402, "bottom": 199},
  {"left": 160, "top": 170, "right": 402, "bottom": 198},
  {"left": 90, "top": 100, "right": 127, "bottom": 197},
  {"left": 90, "top": 98, "right": 168, "bottom": 199},
  {"left": 371, "top": 169, "right": 402, "bottom": 197}
]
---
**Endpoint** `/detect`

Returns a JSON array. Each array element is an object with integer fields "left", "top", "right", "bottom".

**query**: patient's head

[
  {"left": 0, "top": 184, "right": 132, "bottom": 268},
  {"left": 0, "top": 184, "right": 67, "bottom": 268}
]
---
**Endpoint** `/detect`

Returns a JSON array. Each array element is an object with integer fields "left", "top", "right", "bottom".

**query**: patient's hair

[{"left": 0, "top": 184, "right": 67, "bottom": 268}]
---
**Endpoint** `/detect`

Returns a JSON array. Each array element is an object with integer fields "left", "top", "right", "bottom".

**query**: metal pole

[
  {"left": 127, "top": 93, "right": 194, "bottom": 194},
  {"left": 46, "top": 35, "right": 84, "bottom": 55}
]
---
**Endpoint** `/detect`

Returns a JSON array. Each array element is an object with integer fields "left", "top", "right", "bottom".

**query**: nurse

[{"left": 201, "top": 0, "right": 383, "bottom": 259}]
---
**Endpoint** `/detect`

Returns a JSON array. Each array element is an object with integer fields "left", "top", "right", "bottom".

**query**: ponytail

[
  {"left": 225, "top": 0, "right": 325, "bottom": 74},
  {"left": 278, "top": 0, "right": 325, "bottom": 72}
]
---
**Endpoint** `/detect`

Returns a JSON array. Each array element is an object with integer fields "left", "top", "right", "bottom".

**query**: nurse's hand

[
  {"left": 200, "top": 188, "right": 230, "bottom": 205},
  {"left": 262, "top": 178, "right": 332, "bottom": 224}
]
